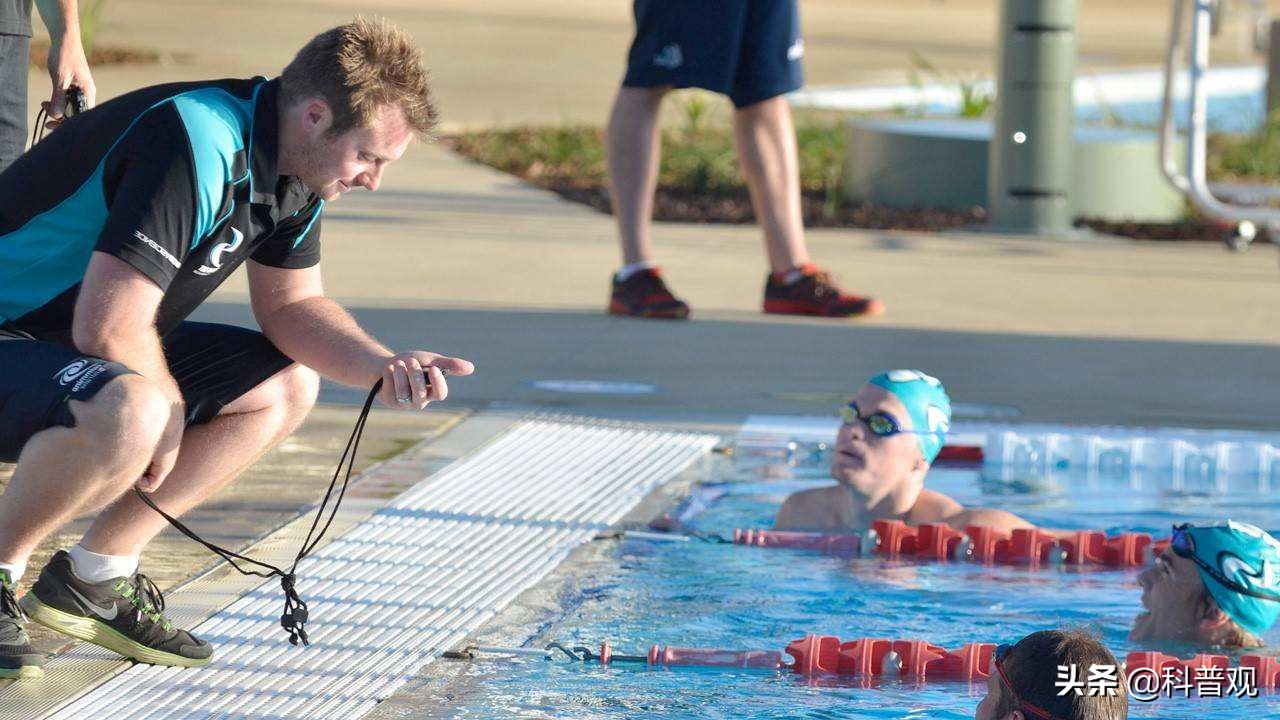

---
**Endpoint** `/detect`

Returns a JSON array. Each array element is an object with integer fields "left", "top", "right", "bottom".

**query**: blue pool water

[
  {"left": 422, "top": 447, "right": 1280, "bottom": 719},
  {"left": 1076, "top": 93, "right": 1264, "bottom": 134}
]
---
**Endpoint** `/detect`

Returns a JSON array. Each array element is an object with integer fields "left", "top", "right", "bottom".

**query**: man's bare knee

[
  {"left": 72, "top": 374, "right": 169, "bottom": 460},
  {"left": 280, "top": 364, "right": 319, "bottom": 420}
]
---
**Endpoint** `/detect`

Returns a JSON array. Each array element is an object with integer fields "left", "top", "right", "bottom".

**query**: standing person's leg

[
  {"left": 606, "top": 0, "right": 744, "bottom": 319},
  {"left": 731, "top": 0, "right": 883, "bottom": 318},
  {"left": 18, "top": 323, "right": 317, "bottom": 668},
  {"left": 732, "top": 95, "right": 809, "bottom": 274},
  {"left": 607, "top": 85, "right": 668, "bottom": 268},
  {"left": 0, "top": 33, "right": 30, "bottom": 172}
]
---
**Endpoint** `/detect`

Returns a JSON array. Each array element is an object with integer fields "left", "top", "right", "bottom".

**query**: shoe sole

[
  {"left": 763, "top": 299, "right": 885, "bottom": 317},
  {"left": 608, "top": 301, "right": 690, "bottom": 319},
  {"left": 0, "top": 664, "right": 43, "bottom": 679},
  {"left": 20, "top": 595, "right": 211, "bottom": 668}
]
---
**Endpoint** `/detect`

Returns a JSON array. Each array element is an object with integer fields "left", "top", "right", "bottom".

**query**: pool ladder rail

[
  {"left": 1160, "top": 0, "right": 1280, "bottom": 251},
  {"left": 444, "top": 636, "right": 1280, "bottom": 688},
  {"left": 707, "top": 520, "right": 1169, "bottom": 568}
]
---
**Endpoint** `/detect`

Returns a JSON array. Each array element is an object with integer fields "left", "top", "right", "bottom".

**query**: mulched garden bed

[{"left": 444, "top": 133, "right": 1240, "bottom": 243}]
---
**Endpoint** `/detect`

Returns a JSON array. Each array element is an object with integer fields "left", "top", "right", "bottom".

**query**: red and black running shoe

[
  {"left": 763, "top": 264, "right": 884, "bottom": 318},
  {"left": 608, "top": 268, "right": 690, "bottom": 319}
]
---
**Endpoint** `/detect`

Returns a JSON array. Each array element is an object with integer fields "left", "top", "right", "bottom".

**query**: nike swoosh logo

[{"left": 66, "top": 585, "right": 118, "bottom": 621}]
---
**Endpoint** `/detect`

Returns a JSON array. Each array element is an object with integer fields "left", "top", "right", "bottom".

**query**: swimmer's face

[
  {"left": 831, "top": 384, "right": 927, "bottom": 499},
  {"left": 1131, "top": 551, "right": 1211, "bottom": 643},
  {"left": 290, "top": 100, "right": 413, "bottom": 201}
]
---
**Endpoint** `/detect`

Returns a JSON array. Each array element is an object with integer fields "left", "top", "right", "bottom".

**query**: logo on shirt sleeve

[
  {"left": 132, "top": 230, "right": 181, "bottom": 269},
  {"left": 195, "top": 227, "right": 244, "bottom": 276}
]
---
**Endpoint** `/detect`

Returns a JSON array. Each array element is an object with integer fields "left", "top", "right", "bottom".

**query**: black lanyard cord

[
  {"left": 134, "top": 379, "right": 384, "bottom": 646},
  {"left": 29, "top": 106, "right": 48, "bottom": 149}
]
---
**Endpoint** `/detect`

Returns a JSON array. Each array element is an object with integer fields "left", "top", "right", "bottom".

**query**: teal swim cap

[
  {"left": 867, "top": 370, "right": 952, "bottom": 464},
  {"left": 1178, "top": 521, "right": 1280, "bottom": 637}
]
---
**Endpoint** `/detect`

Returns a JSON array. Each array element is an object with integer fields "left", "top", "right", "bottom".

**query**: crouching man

[{"left": 0, "top": 17, "right": 472, "bottom": 676}]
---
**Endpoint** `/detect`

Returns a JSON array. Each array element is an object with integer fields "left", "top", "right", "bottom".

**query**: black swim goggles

[
  {"left": 839, "top": 401, "right": 939, "bottom": 439},
  {"left": 1168, "top": 523, "right": 1280, "bottom": 603},
  {"left": 992, "top": 643, "right": 1067, "bottom": 720}
]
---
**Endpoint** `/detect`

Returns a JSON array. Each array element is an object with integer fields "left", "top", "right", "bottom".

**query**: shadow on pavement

[{"left": 194, "top": 301, "right": 1280, "bottom": 430}]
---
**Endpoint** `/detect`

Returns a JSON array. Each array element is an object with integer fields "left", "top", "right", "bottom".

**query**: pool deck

[{"left": 5, "top": 0, "right": 1280, "bottom": 714}]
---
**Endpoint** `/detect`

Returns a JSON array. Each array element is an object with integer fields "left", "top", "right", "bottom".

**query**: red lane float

[
  {"left": 936, "top": 444, "right": 984, "bottom": 463},
  {"left": 1242, "top": 655, "right": 1280, "bottom": 689},
  {"left": 733, "top": 520, "right": 1170, "bottom": 569},
  {"left": 1124, "top": 651, "right": 1280, "bottom": 690},
  {"left": 584, "top": 638, "right": 1280, "bottom": 689},
  {"left": 784, "top": 634, "right": 994, "bottom": 681}
]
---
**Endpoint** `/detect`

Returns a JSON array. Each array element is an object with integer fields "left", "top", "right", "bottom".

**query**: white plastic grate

[{"left": 47, "top": 418, "right": 717, "bottom": 720}]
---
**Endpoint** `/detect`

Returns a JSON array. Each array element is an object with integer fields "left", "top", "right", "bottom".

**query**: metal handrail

[{"left": 1160, "top": 0, "right": 1280, "bottom": 242}]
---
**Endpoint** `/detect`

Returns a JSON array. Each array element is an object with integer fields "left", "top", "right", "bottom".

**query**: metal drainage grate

[{"left": 46, "top": 417, "right": 717, "bottom": 719}]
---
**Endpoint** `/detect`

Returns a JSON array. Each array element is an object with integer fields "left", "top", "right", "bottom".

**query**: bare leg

[
  {"left": 78, "top": 364, "right": 319, "bottom": 557},
  {"left": 607, "top": 85, "right": 669, "bottom": 267},
  {"left": 0, "top": 375, "right": 169, "bottom": 566},
  {"left": 733, "top": 95, "right": 811, "bottom": 274}
]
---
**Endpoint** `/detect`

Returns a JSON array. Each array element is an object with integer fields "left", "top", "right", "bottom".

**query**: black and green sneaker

[
  {"left": 19, "top": 551, "right": 212, "bottom": 667},
  {"left": 0, "top": 571, "right": 44, "bottom": 679}
]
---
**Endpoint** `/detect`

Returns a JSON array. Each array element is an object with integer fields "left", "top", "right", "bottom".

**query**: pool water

[
  {"left": 1077, "top": 93, "right": 1263, "bottom": 134},
  {"left": 413, "top": 446, "right": 1280, "bottom": 719}
]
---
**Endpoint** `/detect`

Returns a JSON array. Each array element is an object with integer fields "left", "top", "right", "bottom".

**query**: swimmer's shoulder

[
  {"left": 905, "top": 489, "right": 966, "bottom": 526},
  {"left": 775, "top": 485, "right": 854, "bottom": 532}
]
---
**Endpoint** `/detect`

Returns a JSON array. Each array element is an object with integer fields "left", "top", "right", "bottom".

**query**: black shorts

[
  {"left": 621, "top": 0, "right": 804, "bottom": 108},
  {"left": 0, "top": 322, "right": 294, "bottom": 462}
]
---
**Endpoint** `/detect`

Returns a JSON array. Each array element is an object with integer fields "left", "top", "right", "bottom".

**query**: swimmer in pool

[
  {"left": 774, "top": 370, "right": 1036, "bottom": 534},
  {"left": 1132, "top": 520, "right": 1280, "bottom": 649},
  {"left": 975, "top": 629, "right": 1127, "bottom": 720}
]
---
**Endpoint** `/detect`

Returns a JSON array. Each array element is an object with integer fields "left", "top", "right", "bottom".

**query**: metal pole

[
  {"left": 987, "top": 0, "right": 1079, "bottom": 234},
  {"left": 1267, "top": 19, "right": 1280, "bottom": 121}
]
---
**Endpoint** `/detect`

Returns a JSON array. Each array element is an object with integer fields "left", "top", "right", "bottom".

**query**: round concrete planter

[{"left": 844, "top": 117, "right": 1187, "bottom": 223}]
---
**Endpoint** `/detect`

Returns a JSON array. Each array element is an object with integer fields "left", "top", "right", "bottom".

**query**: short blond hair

[{"left": 281, "top": 16, "right": 437, "bottom": 137}]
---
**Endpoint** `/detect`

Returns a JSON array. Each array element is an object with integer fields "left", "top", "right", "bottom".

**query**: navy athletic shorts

[
  {"left": 621, "top": 0, "right": 804, "bottom": 108},
  {"left": 0, "top": 322, "right": 295, "bottom": 462}
]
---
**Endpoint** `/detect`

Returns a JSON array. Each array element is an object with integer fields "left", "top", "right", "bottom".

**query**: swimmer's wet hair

[
  {"left": 281, "top": 16, "right": 437, "bottom": 138},
  {"left": 996, "top": 629, "right": 1127, "bottom": 720}
]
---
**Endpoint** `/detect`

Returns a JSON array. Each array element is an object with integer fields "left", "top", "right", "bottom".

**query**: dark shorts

[
  {"left": 621, "top": 0, "right": 804, "bottom": 108},
  {"left": 0, "top": 33, "right": 28, "bottom": 172},
  {"left": 0, "top": 322, "right": 295, "bottom": 462}
]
